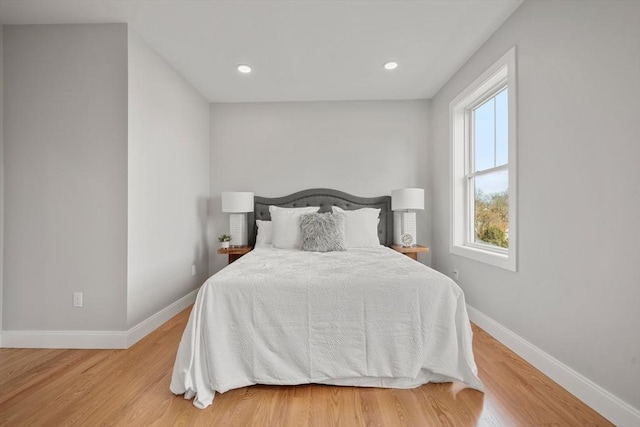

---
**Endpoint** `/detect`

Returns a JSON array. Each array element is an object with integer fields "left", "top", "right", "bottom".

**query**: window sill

[{"left": 450, "top": 243, "right": 516, "bottom": 272}]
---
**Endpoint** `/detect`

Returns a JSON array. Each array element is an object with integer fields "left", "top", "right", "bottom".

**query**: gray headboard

[{"left": 248, "top": 188, "right": 393, "bottom": 247}]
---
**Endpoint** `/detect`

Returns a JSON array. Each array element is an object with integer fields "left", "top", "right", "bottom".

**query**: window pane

[
  {"left": 473, "top": 97, "right": 495, "bottom": 172},
  {"left": 474, "top": 170, "right": 509, "bottom": 248},
  {"left": 495, "top": 88, "right": 508, "bottom": 166}
]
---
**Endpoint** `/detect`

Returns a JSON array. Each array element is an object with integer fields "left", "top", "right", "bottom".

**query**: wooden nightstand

[
  {"left": 391, "top": 244, "right": 429, "bottom": 261},
  {"left": 217, "top": 246, "right": 252, "bottom": 264}
]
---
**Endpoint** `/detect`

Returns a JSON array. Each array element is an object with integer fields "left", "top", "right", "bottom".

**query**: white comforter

[{"left": 170, "top": 247, "right": 483, "bottom": 408}]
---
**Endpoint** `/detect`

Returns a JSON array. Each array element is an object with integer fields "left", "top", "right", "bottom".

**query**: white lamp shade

[
  {"left": 221, "top": 192, "right": 254, "bottom": 213},
  {"left": 391, "top": 188, "right": 424, "bottom": 211}
]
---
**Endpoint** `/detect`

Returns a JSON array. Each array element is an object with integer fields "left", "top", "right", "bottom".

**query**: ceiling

[{"left": 0, "top": 0, "right": 522, "bottom": 103}]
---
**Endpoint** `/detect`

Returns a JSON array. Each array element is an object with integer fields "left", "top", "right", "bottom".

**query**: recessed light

[
  {"left": 384, "top": 61, "right": 398, "bottom": 70},
  {"left": 237, "top": 64, "right": 252, "bottom": 74}
]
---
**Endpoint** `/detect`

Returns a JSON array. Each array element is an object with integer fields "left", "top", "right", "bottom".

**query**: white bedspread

[{"left": 170, "top": 247, "right": 483, "bottom": 408}]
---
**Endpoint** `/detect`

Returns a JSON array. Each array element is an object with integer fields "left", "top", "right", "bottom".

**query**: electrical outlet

[
  {"left": 452, "top": 269, "right": 459, "bottom": 281},
  {"left": 191, "top": 265, "right": 196, "bottom": 276},
  {"left": 73, "top": 292, "right": 83, "bottom": 308}
]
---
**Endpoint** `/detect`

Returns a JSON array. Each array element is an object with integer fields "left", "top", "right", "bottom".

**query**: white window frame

[{"left": 450, "top": 47, "right": 517, "bottom": 271}]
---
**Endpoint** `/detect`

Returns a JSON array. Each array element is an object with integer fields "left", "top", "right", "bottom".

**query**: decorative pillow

[
  {"left": 331, "top": 206, "right": 381, "bottom": 248},
  {"left": 255, "top": 220, "right": 273, "bottom": 247},
  {"left": 300, "top": 213, "right": 346, "bottom": 252},
  {"left": 269, "top": 205, "right": 320, "bottom": 249}
]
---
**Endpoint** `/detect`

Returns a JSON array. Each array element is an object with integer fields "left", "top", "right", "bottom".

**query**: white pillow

[
  {"left": 332, "top": 206, "right": 381, "bottom": 248},
  {"left": 269, "top": 205, "right": 320, "bottom": 249},
  {"left": 255, "top": 220, "right": 273, "bottom": 247}
]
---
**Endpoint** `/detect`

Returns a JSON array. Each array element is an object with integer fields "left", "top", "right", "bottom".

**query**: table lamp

[
  {"left": 221, "top": 191, "right": 254, "bottom": 247},
  {"left": 391, "top": 188, "right": 424, "bottom": 247}
]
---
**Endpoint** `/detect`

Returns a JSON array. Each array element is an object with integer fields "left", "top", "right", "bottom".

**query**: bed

[{"left": 170, "top": 189, "right": 483, "bottom": 409}]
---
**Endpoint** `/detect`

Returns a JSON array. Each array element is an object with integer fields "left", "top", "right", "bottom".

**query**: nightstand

[
  {"left": 217, "top": 246, "right": 252, "bottom": 264},
  {"left": 391, "top": 244, "right": 429, "bottom": 261}
]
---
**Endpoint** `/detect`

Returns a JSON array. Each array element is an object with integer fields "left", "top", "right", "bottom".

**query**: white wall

[
  {"left": 209, "top": 100, "right": 430, "bottom": 273},
  {"left": 2, "top": 24, "right": 129, "bottom": 330},
  {"left": 127, "top": 29, "right": 210, "bottom": 327},
  {"left": 0, "top": 25, "right": 4, "bottom": 334},
  {"left": 428, "top": 0, "right": 640, "bottom": 412}
]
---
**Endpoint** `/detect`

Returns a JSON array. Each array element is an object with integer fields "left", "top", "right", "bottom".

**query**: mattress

[{"left": 170, "top": 246, "right": 483, "bottom": 408}]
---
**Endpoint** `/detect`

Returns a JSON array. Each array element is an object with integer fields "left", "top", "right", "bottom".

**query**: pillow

[
  {"left": 269, "top": 205, "right": 320, "bottom": 249},
  {"left": 300, "top": 213, "right": 346, "bottom": 252},
  {"left": 255, "top": 220, "right": 273, "bottom": 247},
  {"left": 332, "top": 206, "right": 381, "bottom": 248}
]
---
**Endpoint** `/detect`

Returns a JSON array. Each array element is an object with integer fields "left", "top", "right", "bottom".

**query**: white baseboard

[
  {"left": 467, "top": 304, "right": 640, "bottom": 427},
  {"left": 126, "top": 288, "right": 198, "bottom": 347},
  {"left": 1, "top": 329, "right": 128, "bottom": 349},
  {"left": 0, "top": 289, "right": 198, "bottom": 350}
]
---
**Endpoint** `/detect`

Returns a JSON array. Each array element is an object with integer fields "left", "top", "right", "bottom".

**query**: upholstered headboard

[{"left": 248, "top": 188, "right": 393, "bottom": 247}]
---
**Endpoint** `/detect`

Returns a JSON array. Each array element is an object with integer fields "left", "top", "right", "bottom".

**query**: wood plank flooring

[{"left": 0, "top": 306, "right": 613, "bottom": 426}]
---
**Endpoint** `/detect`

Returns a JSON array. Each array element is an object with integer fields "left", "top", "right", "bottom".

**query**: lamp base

[
  {"left": 229, "top": 213, "right": 248, "bottom": 247},
  {"left": 394, "top": 211, "right": 417, "bottom": 247}
]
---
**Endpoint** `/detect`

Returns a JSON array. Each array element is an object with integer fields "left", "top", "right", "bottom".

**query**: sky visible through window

[{"left": 474, "top": 88, "right": 508, "bottom": 194}]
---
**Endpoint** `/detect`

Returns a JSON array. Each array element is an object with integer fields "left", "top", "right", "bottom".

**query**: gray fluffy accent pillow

[{"left": 300, "top": 213, "right": 347, "bottom": 252}]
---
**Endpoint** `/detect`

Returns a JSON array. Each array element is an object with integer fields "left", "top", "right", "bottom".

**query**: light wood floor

[{"left": 0, "top": 307, "right": 612, "bottom": 426}]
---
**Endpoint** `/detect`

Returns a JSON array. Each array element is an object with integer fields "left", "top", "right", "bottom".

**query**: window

[{"left": 450, "top": 47, "right": 517, "bottom": 271}]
